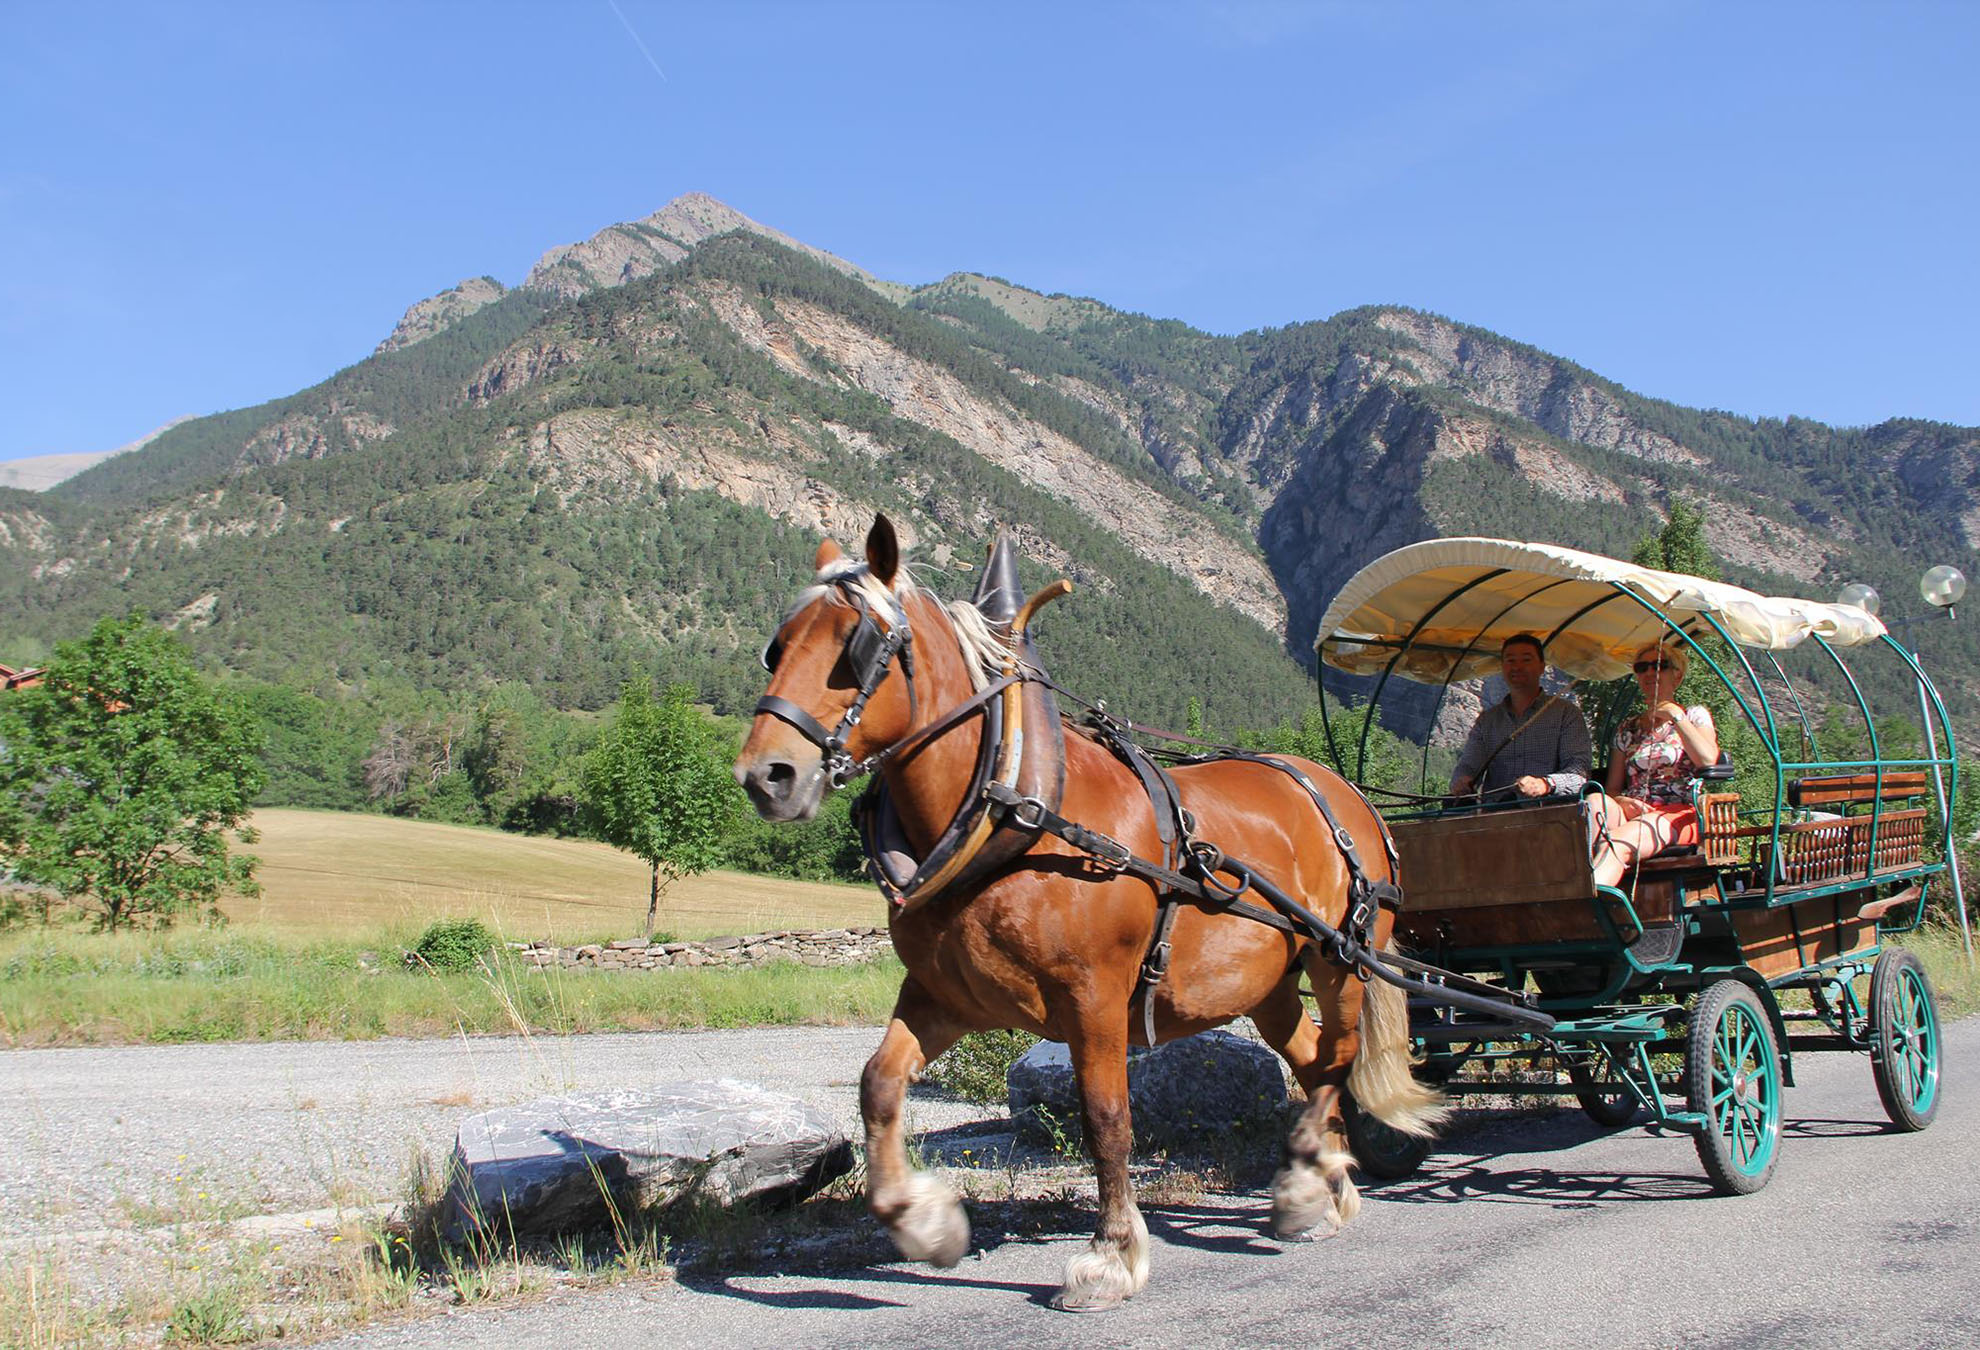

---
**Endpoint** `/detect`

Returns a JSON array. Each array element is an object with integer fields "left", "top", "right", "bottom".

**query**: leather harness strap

[
  {"left": 987, "top": 713, "right": 1408, "bottom": 1043},
  {"left": 1084, "top": 715, "right": 1191, "bottom": 1047},
  {"left": 981, "top": 777, "right": 1553, "bottom": 1028}
]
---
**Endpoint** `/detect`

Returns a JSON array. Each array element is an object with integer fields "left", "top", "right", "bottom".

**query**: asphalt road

[
  {"left": 304, "top": 1018, "right": 1977, "bottom": 1350},
  {"left": 7, "top": 1019, "right": 1972, "bottom": 1347}
]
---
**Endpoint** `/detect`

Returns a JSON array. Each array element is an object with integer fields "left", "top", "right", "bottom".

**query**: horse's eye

[{"left": 760, "top": 637, "right": 784, "bottom": 673}]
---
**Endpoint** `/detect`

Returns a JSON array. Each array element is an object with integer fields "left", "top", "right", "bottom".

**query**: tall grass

[
  {"left": 0, "top": 927, "right": 903, "bottom": 1047},
  {"left": 1901, "top": 923, "right": 1978, "bottom": 1019}
]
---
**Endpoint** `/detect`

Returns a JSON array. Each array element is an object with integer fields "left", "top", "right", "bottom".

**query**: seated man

[
  {"left": 1587, "top": 641, "right": 1721, "bottom": 887},
  {"left": 1449, "top": 634, "right": 1592, "bottom": 803}
]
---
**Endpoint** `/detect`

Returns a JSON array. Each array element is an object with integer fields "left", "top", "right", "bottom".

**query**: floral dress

[{"left": 1613, "top": 705, "right": 1716, "bottom": 805}]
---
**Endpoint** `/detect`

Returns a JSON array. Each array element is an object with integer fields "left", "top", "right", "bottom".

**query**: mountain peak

[{"left": 521, "top": 192, "right": 884, "bottom": 299}]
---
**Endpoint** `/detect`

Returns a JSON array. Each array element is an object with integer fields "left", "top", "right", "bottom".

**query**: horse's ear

[
  {"left": 814, "top": 538, "right": 843, "bottom": 572},
  {"left": 865, "top": 514, "right": 899, "bottom": 588}
]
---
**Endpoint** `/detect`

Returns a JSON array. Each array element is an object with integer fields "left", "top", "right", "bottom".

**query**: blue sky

[{"left": 3, "top": 1, "right": 1977, "bottom": 463}]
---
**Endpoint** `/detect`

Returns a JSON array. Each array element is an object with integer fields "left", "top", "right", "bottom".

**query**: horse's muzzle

[{"left": 734, "top": 752, "right": 826, "bottom": 822}]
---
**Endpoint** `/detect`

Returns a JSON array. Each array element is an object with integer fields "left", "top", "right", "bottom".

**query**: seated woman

[{"left": 1588, "top": 641, "right": 1721, "bottom": 888}]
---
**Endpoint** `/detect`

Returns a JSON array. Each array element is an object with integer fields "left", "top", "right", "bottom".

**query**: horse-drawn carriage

[
  {"left": 1315, "top": 537, "right": 1957, "bottom": 1193},
  {"left": 736, "top": 518, "right": 1958, "bottom": 1309}
]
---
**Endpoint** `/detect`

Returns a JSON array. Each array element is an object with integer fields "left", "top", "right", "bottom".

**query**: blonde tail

[{"left": 1346, "top": 956, "right": 1448, "bottom": 1138}]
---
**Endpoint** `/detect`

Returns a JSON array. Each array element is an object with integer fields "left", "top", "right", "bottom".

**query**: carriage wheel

[
  {"left": 1567, "top": 1060, "right": 1641, "bottom": 1128},
  {"left": 1869, "top": 948, "right": 1941, "bottom": 1132},
  {"left": 1686, "top": 981, "right": 1782, "bottom": 1195},
  {"left": 1343, "top": 1095, "right": 1434, "bottom": 1180}
]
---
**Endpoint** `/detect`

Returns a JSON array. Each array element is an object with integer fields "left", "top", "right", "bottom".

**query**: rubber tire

[
  {"left": 1686, "top": 981, "right": 1783, "bottom": 1196},
  {"left": 1567, "top": 1062, "right": 1641, "bottom": 1128},
  {"left": 1343, "top": 1095, "right": 1434, "bottom": 1181},
  {"left": 1869, "top": 948, "right": 1941, "bottom": 1131}
]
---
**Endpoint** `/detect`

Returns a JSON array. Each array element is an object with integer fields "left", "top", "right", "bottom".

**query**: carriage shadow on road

[
  {"left": 1357, "top": 1107, "right": 1894, "bottom": 1207},
  {"left": 1781, "top": 1116, "right": 1891, "bottom": 1139},
  {"left": 1366, "top": 1160, "right": 1711, "bottom": 1207}
]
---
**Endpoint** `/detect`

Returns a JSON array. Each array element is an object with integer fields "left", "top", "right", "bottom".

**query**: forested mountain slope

[{"left": 4, "top": 194, "right": 1973, "bottom": 750}]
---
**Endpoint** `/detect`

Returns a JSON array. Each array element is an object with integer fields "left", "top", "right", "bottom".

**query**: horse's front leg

[
  {"left": 862, "top": 978, "right": 970, "bottom": 1266},
  {"left": 1053, "top": 1009, "right": 1150, "bottom": 1313}
]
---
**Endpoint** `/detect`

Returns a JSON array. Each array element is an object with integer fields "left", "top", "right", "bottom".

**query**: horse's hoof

[
  {"left": 1054, "top": 1218, "right": 1148, "bottom": 1312},
  {"left": 1051, "top": 1286, "right": 1130, "bottom": 1314},
  {"left": 1270, "top": 1163, "right": 1340, "bottom": 1240},
  {"left": 887, "top": 1173, "right": 970, "bottom": 1268},
  {"left": 1270, "top": 1215, "right": 1340, "bottom": 1243}
]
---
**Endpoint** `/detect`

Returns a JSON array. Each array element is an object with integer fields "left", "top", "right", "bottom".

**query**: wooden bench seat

[{"left": 1729, "top": 773, "right": 1931, "bottom": 887}]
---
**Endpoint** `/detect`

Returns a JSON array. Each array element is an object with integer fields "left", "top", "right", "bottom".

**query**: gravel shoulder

[{"left": 2, "top": 1026, "right": 993, "bottom": 1244}]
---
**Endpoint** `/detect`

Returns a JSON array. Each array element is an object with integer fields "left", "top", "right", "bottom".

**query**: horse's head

[{"left": 735, "top": 515, "right": 919, "bottom": 821}]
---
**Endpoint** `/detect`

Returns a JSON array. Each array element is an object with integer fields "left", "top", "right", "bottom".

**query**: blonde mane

[
  {"left": 941, "top": 598, "right": 1014, "bottom": 692},
  {"left": 791, "top": 559, "right": 1011, "bottom": 692}
]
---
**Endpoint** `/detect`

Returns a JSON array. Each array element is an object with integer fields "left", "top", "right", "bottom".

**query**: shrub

[
  {"left": 410, "top": 918, "right": 497, "bottom": 973},
  {"left": 925, "top": 1029, "right": 1039, "bottom": 1104}
]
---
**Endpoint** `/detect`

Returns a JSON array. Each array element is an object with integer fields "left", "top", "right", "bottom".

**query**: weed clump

[
  {"left": 410, "top": 919, "right": 498, "bottom": 973},
  {"left": 926, "top": 1029, "right": 1039, "bottom": 1104}
]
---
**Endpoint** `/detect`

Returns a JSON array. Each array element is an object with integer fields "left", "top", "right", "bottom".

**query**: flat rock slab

[
  {"left": 1008, "top": 1029, "right": 1289, "bottom": 1151},
  {"left": 446, "top": 1080, "right": 852, "bottom": 1240}
]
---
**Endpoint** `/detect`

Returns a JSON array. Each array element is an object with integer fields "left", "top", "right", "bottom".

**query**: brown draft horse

[{"left": 734, "top": 517, "right": 1442, "bottom": 1312}]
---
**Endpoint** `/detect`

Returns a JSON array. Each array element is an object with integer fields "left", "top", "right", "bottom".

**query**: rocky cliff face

[{"left": 700, "top": 282, "right": 1285, "bottom": 628}]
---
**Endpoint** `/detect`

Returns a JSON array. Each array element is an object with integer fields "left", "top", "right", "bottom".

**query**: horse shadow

[{"left": 678, "top": 1265, "right": 1062, "bottom": 1310}]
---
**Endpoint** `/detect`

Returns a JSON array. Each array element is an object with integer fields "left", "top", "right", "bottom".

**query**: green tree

[
  {"left": 1631, "top": 498, "right": 1719, "bottom": 581},
  {"left": 0, "top": 614, "right": 265, "bottom": 931},
  {"left": 580, "top": 681, "right": 744, "bottom": 937},
  {"left": 1243, "top": 702, "right": 1419, "bottom": 796}
]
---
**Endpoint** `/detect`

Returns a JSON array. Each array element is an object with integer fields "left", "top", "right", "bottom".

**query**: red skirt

[{"left": 1630, "top": 800, "right": 1699, "bottom": 847}]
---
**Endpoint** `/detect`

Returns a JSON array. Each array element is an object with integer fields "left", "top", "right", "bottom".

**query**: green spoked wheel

[
  {"left": 1343, "top": 1095, "right": 1435, "bottom": 1180},
  {"left": 1869, "top": 948, "right": 1941, "bottom": 1132},
  {"left": 1687, "top": 982, "right": 1782, "bottom": 1195}
]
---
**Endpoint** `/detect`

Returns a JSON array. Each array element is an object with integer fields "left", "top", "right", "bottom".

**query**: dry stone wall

[{"left": 514, "top": 927, "right": 892, "bottom": 972}]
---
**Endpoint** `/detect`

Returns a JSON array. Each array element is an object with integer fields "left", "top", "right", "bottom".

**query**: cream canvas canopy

[{"left": 1316, "top": 537, "right": 1888, "bottom": 685}]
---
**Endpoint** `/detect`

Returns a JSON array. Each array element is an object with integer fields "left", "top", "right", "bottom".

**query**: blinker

[{"left": 843, "top": 610, "right": 896, "bottom": 691}]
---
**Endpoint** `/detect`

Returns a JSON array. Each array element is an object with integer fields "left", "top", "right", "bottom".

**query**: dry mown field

[{"left": 227, "top": 809, "right": 881, "bottom": 942}]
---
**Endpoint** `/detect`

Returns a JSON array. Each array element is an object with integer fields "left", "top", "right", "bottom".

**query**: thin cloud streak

[{"left": 606, "top": 0, "right": 669, "bottom": 83}]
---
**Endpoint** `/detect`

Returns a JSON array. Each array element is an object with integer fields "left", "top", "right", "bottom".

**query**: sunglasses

[{"left": 1632, "top": 660, "right": 1672, "bottom": 674}]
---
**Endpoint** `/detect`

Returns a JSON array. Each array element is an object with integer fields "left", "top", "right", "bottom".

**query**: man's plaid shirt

[{"left": 1452, "top": 694, "right": 1591, "bottom": 797}]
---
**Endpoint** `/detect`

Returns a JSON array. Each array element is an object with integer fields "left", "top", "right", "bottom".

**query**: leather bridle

[{"left": 753, "top": 571, "right": 919, "bottom": 788}]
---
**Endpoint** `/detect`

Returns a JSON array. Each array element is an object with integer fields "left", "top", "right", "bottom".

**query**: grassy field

[
  {"left": 226, "top": 808, "right": 881, "bottom": 943},
  {"left": 0, "top": 809, "right": 903, "bottom": 1047},
  {"left": 0, "top": 931, "right": 906, "bottom": 1047}
]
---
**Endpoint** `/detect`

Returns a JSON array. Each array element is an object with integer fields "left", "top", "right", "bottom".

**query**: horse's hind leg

[
  {"left": 1052, "top": 1008, "right": 1150, "bottom": 1313},
  {"left": 862, "top": 978, "right": 969, "bottom": 1266},
  {"left": 1252, "top": 961, "right": 1361, "bottom": 1240}
]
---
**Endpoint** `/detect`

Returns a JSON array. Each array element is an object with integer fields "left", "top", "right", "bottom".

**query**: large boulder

[
  {"left": 445, "top": 1080, "right": 852, "bottom": 1241},
  {"left": 1007, "top": 1029, "right": 1290, "bottom": 1152}
]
